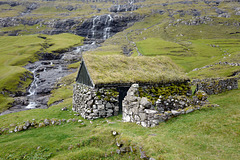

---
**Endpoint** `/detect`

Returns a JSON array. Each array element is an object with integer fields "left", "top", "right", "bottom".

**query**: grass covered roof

[{"left": 83, "top": 54, "right": 189, "bottom": 85}]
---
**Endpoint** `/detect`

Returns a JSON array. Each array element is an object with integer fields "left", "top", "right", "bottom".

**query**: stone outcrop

[
  {"left": 109, "top": 4, "right": 141, "bottom": 12},
  {"left": 42, "top": 19, "right": 80, "bottom": 35},
  {"left": 0, "top": 17, "right": 41, "bottom": 28},
  {"left": 1, "top": 12, "right": 144, "bottom": 39},
  {"left": 194, "top": 78, "right": 238, "bottom": 95},
  {"left": 73, "top": 83, "right": 119, "bottom": 120},
  {"left": 122, "top": 84, "right": 216, "bottom": 127},
  {"left": 76, "top": 13, "right": 144, "bottom": 39}
]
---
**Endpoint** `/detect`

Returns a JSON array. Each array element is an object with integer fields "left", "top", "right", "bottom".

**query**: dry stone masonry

[
  {"left": 73, "top": 83, "right": 120, "bottom": 120},
  {"left": 73, "top": 78, "right": 227, "bottom": 127},
  {"left": 193, "top": 77, "right": 238, "bottom": 95},
  {"left": 122, "top": 84, "right": 217, "bottom": 128}
]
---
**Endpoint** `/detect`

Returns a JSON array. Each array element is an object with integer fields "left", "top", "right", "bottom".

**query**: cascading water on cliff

[
  {"left": 103, "top": 14, "right": 113, "bottom": 40},
  {"left": 88, "top": 14, "right": 114, "bottom": 40},
  {"left": 25, "top": 66, "right": 41, "bottom": 109},
  {"left": 91, "top": 16, "right": 100, "bottom": 38}
]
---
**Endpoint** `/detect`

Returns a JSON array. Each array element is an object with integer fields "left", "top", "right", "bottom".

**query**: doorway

[{"left": 117, "top": 87, "right": 130, "bottom": 114}]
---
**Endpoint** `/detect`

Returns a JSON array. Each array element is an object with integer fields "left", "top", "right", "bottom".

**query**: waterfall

[
  {"left": 89, "top": 14, "right": 114, "bottom": 40},
  {"left": 25, "top": 65, "right": 41, "bottom": 109},
  {"left": 103, "top": 14, "right": 113, "bottom": 40},
  {"left": 27, "top": 66, "right": 40, "bottom": 97},
  {"left": 91, "top": 16, "right": 100, "bottom": 38}
]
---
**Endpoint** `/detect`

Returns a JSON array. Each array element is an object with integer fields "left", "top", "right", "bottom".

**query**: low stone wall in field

[
  {"left": 194, "top": 77, "right": 238, "bottom": 95},
  {"left": 72, "top": 83, "right": 119, "bottom": 120}
]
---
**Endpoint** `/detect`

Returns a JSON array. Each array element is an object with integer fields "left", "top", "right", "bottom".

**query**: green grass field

[{"left": 0, "top": 89, "right": 239, "bottom": 159}]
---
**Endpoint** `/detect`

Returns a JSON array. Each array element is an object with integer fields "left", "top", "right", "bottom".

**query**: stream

[{"left": 0, "top": 43, "right": 98, "bottom": 116}]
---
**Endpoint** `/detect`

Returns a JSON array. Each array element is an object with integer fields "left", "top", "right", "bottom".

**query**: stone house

[{"left": 72, "top": 54, "right": 191, "bottom": 120}]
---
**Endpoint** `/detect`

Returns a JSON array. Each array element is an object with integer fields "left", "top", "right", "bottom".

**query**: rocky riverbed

[{"left": 0, "top": 43, "right": 99, "bottom": 116}]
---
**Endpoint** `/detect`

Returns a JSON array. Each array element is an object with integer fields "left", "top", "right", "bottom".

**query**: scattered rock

[
  {"left": 140, "top": 147, "right": 149, "bottom": 160},
  {"left": 61, "top": 107, "right": 68, "bottom": 111},
  {"left": 68, "top": 145, "right": 74, "bottom": 150},
  {"left": 116, "top": 149, "right": 121, "bottom": 155},
  {"left": 67, "top": 119, "right": 72, "bottom": 123},
  {"left": 112, "top": 131, "right": 118, "bottom": 136}
]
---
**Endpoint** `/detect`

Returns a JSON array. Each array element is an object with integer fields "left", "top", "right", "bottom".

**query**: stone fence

[
  {"left": 193, "top": 77, "right": 238, "bottom": 95},
  {"left": 72, "top": 83, "right": 119, "bottom": 120},
  {"left": 122, "top": 84, "right": 216, "bottom": 127}
]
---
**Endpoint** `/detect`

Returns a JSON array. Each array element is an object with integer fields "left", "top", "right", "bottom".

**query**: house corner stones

[{"left": 72, "top": 83, "right": 120, "bottom": 120}]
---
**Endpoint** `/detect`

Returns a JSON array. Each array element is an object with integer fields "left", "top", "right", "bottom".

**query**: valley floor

[{"left": 0, "top": 88, "right": 239, "bottom": 159}]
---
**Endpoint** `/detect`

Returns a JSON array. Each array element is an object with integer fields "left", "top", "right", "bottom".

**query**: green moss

[
  {"left": 138, "top": 82, "right": 191, "bottom": 104},
  {"left": 195, "top": 90, "right": 208, "bottom": 101}
]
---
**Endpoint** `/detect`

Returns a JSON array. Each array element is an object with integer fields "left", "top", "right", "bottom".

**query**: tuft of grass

[{"left": 68, "top": 62, "right": 81, "bottom": 69}]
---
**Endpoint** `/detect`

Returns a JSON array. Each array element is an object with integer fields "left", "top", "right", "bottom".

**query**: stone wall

[
  {"left": 137, "top": 81, "right": 192, "bottom": 105},
  {"left": 72, "top": 83, "right": 119, "bottom": 120},
  {"left": 194, "top": 77, "right": 238, "bottom": 95},
  {"left": 122, "top": 84, "right": 216, "bottom": 127}
]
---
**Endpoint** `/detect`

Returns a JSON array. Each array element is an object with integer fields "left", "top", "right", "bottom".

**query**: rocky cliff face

[
  {"left": 0, "top": 12, "right": 144, "bottom": 40},
  {"left": 0, "top": 0, "right": 146, "bottom": 38},
  {"left": 76, "top": 13, "right": 144, "bottom": 39}
]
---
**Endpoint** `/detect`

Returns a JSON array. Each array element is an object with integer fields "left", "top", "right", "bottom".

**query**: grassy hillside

[
  {"left": 82, "top": 0, "right": 240, "bottom": 76},
  {"left": 0, "top": 33, "right": 84, "bottom": 112}
]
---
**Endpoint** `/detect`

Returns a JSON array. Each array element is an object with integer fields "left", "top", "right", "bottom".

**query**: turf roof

[{"left": 82, "top": 54, "right": 189, "bottom": 86}]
